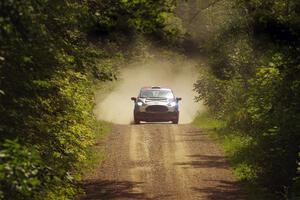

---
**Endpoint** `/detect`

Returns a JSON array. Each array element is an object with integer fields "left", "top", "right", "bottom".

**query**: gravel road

[{"left": 81, "top": 124, "right": 245, "bottom": 200}]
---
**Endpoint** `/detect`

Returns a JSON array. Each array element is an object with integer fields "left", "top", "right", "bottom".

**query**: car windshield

[{"left": 140, "top": 89, "right": 174, "bottom": 99}]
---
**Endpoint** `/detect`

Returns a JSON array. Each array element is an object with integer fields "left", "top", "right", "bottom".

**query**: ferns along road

[{"left": 81, "top": 124, "right": 245, "bottom": 200}]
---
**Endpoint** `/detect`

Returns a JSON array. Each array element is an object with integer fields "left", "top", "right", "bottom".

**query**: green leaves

[
  {"left": 0, "top": 140, "right": 42, "bottom": 200},
  {"left": 194, "top": 0, "right": 300, "bottom": 197},
  {"left": 0, "top": 1, "right": 105, "bottom": 199},
  {"left": 89, "top": 0, "right": 178, "bottom": 37},
  {"left": 0, "top": 0, "right": 181, "bottom": 199}
]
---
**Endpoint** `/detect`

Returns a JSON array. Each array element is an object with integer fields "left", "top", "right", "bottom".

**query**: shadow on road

[
  {"left": 192, "top": 180, "right": 245, "bottom": 200},
  {"left": 81, "top": 179, "right": 171, "bottom": 200},
  {"left": 81, "top": 180, "right": 145, "bottom": 199},
  {"left": 174, "top": 154, "right": 230, "bottom": 169}
]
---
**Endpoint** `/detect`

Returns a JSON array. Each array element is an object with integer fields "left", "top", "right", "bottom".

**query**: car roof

[{"left": 141, "top": 86, "right": 171, "bottom": 91}]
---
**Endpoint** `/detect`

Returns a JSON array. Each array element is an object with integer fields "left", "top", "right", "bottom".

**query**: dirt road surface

[{"left": 81, "top": 124, "right": 245, "bottom": 200}]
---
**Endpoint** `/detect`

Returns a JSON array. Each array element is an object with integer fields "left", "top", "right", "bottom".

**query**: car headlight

[
  {"left": 169, "top": 102, "right": 177, "bottom": 107},
  {"left": 137, "top": 101, "right": 143, "bottom": 106}
]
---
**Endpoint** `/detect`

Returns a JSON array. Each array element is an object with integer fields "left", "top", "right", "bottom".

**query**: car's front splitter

[{"left": 134, "top": 111, "right": 179, "bottom": 122}]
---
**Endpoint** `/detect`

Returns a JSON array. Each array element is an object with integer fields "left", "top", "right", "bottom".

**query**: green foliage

[
  {"left": 193, "top": 112, "right": 276, "bottom": 200},
  {"left": 0, "top": 140, "right": 42, "bottom": 200},
  {"left": 194, "top": 67, "right": 227, "bottom": 115},
  {"left": 81, "top": 121, "right": 111, "bottom": 176},
  {"left": 88, "top": 0, "right": 179, "bottom": 38},
  {"left": 193, "top": 111, "right": 226, "bottom": 130},
  {"left": 0, "top": 0, "right": 177, "bottom": 199},
  {"left": 194, "top": 0, "right": 300, "bottom": 198}
]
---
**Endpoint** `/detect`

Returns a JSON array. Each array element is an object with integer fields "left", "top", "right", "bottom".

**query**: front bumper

[{"left": 134, "top": 111, "right": 179, "bottom": 122}]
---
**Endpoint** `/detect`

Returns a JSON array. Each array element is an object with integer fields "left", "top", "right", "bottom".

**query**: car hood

[{"left": 139, "top": 97, "right": 173, "bottom": 106}]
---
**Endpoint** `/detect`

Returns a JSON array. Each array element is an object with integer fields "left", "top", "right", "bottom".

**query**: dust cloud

[{"left": 93, "top": 57, "right": 205, "bottom": 124}]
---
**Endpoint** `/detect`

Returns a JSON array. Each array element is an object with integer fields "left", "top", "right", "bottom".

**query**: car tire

[
  {"left": 172, "top": 119, "right": 179, "bottom": 124},
  {"left": 134, "top": 116, "right": 140, "bottom": 124}
]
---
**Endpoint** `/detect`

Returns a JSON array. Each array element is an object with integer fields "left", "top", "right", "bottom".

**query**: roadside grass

[
  {"left": 193, "top": 111, "right": 274, "bottom": 200},
  {"left": 77, "top": 80, "right": 115, "bottom": 196},
  {"left": 77, "top": 120, "right": 112, "bottom": 197},
  {"left": 82, "top": 79, "right": 116, "bottom": 173},
  {"left": 83, "top": 120, "right": 111, "bottom": 172}
]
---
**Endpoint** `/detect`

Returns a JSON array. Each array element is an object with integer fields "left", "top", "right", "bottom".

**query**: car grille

[{"left": 146, "top": 105, "right": 168, "bottom": 113}]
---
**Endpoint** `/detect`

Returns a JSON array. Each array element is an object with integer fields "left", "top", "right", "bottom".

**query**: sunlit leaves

[
  {"left": 0, "top": 1, "right": 102, "bottom": 199},
  {"left": 0, "top": 140, "right": 42, "bottom": 199},
  {"left": 0, "top": 0, "right": 187, "bottom": 199},
  {"left": 89, "top": 0, "right": 178, "bottom": 37},
  {"left": 195, "top": 0, "right": 300, "bottom": 196}
]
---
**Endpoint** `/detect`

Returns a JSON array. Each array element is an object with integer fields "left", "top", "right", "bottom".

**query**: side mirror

[
  {"left": 131, "top": 97, "right": 137, "bottom": 101},
  {"left": 176, "top": 97, "right": 182, "bottom": 101}
]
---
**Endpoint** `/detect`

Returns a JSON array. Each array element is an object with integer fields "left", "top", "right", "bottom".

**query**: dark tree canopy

[{"left": 0, "top": 0, "right": 177, "bottom": 199}]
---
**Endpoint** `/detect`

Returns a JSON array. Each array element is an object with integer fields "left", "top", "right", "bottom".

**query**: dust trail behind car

[{"left": 93, "top": 57, "right": 205, "bottom": 124}]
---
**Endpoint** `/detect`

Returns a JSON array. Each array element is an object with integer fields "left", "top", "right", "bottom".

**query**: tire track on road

[{"left": 81, "top": 124, "right": 245, "bottom": 200}]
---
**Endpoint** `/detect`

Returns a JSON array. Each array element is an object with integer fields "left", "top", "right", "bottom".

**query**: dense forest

[
  {"left": 0, "top": 0, "right": 177, "bottom": 199},
  {"left": 192, "top": 0, "right": 300, "bottom": 199},
  {"left": 0, "top": 0, "right": 299, "bottom": 199}
]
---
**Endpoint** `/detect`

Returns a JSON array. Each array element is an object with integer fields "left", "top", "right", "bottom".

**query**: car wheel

[
  {"left": 172, "top": 119, "right": 178, "bottom": 124},
  {"left": 134, "top": 116, "right": 140, "bottom": 124}
]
